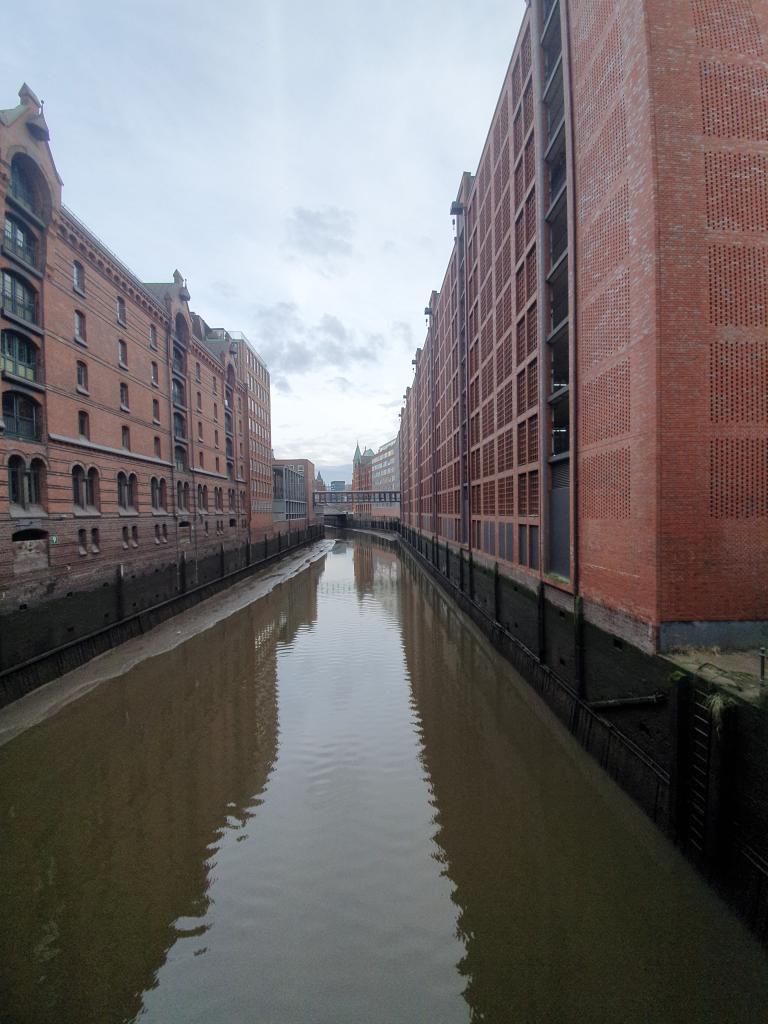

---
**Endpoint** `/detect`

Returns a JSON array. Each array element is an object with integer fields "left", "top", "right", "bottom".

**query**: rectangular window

[
  {"left": 78, "top": 410, "right": 89, "bottom": 438},
  {"left": 78, "top": 528, "right": 87, "bottom": 555},
  {"left": 91, "top": 527, "right": 100, "bottom": 554},
  {"left": 122, "top": 425, "right": 130, "bottom": 449},
  {"left": 154, "top": 436, "right": 161, "bottom": 457},
  {"left": 120, "top": 382, "right": 129, "bottom": 409}
]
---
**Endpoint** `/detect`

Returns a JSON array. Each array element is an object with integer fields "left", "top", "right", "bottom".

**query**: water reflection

[
  {"left": 0, "top": 556, "right": 325, "bottom": 1024},
  {"left": 401, "top": 559, "right": 768, "bottom": 1023},
  {"left": 0, "top": 539, "right": 766, "bottom": 1024}
]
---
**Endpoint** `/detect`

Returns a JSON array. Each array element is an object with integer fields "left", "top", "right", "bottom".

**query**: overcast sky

[{"left": 4, "top": 0, "right": 525, "bottom": 481}]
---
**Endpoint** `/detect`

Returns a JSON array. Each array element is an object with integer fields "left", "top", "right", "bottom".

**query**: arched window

[
  {"left": 86, "top": 467, "right": 99, "bottom": 509},
  {"left": 225, "top": 411, "right": 233, "bottom": 435},
  {"left": 9, "top": 455, "right": 44, "bottom": 509},
  {"left": 78, "top": 410, "right": 89, "bottom": 438},
  {"left": 4, "top": 214, "right": 37, "bottom": 268},
  {"left": 183, "top": 482, "right": 190, "bottom": 509},
  {"left": 159, "top": 478, "right": 167, "bottom": 509},
  {"left": 117, "top": 471, "right": 128, "bottom": 510},
  {"left": 2, "top": 271, "right": 36, "bottom": 323},
  {"left": 172, "top": 378, "right": 185, "bottom": 407},
  {"left": 72, "top": 465, "right": 86, "bottom": 508},
  {"left": 1, "top": 330, "right": 37, "bottom": 381},
  {"left": 197, "top": 483, "right": 203, "bottom": 510},
  {"left": 174, "top": 312, "right": 189, "bottom": 346},
  {"left": 228, "top": 488, "right": 234, "bottom": 510},
  {"left": 203, "top": 485, "right": 209, "bottom": 511},
  {"left": 10, "top": 158, "right": 37, "bottom": 211},
  {"left": 116, "top": 296, "right": 126, "bottom": 325},
  {"left": 226, "top": 438, "right": 234, "bottom": 460},
  {"left": 172, "top": 345, "right": 185, "bottom": 376},
  {"left": 177, "top": 481, "right": 184, "bottom": 510},
  {"left": 3, "top": 391, "right": 40, "bottom": 440},
  {"left": 174, "top": 445, "right": 187, "bottom": 472},
  {"left": 128, "top": 474, "right": 138, "bottom": 510},
  {"left": 216, "top": 487, "right": 223, "bottom": 511},
  {"left": 173, "top": 412, "right": 186, "bottom": 439},
  {"left": 8, "top": 455, "right": 24, "bottom": 507},
  {"left": 151, "top": 477, "right": 159, "bottom": 509},
  {"left": 73, "top": 261, "right": 85, "bottom": 293}
]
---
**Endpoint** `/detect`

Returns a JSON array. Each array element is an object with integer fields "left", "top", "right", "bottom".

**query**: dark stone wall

[{"left": 0, "top": 525, "right": 324, "bottom": 706}]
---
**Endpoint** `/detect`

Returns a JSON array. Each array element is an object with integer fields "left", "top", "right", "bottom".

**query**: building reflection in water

[
  {"left": 399, "top": 555, "right": 768, "bottom": 1024},
  {"left": 0, "top": 555, "right": 325, "bottom": 1024}
]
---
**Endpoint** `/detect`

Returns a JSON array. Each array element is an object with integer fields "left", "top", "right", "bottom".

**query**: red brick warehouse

[
  {"left": 399, "top": 0, "right": 768, "bottom": 653},
  {"left": 0, "top": 85, "right": 272, "bottom": 618}
]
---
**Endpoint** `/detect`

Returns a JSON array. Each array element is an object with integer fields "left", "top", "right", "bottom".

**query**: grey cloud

[
  {"left": 379, "top": 397, "right": 402, "bottom": 409},
  {"left": 274, "top": 376, "right": 292, "bottom": 394},
  {"left": 284, "top": 206, "right": 356, "bottom": 276},
  {"left": 392, "top": 320, "right": 413, "bottom": 349},
  {"left": 328, "top": 376, "right": 353, "bottom": 393},
  {"left": 252, "top": 302, "right": 378, "bottom": 375}
]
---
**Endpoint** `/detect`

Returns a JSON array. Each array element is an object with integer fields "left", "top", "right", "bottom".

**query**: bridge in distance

[{"left": 313, "top": 491, "right": 400, "bottom": 521}]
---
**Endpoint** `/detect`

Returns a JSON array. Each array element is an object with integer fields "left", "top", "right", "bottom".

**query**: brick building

[
  {"left": 371, "top": 436, "right": 400, "bottom": 520},
  {"left": 0, "top": 84, "right": 270, "bottom": 615},
  {"left": 400, "top": 0, "right": 768, "bottom": 652},
  {"left": 351, "top": 441, "right": 374, "bottom": 515},
  {"left": 272, "top": 458, "right": 317, "bottom": 522}
]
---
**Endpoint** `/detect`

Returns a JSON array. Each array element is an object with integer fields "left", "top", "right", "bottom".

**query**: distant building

[
  {"left": 315, "top": 471, "right": 326, "bottom": 492},
  {"left": 330, "top": 480, "right": 346, "bottom": 492},
  {"left": 371, "top": 436, "right": 400, "bottom": 520},
  {"left": 272, "top": 458, "right": 317, "bottom": 522},
  {"left": 372, "top": 437, "right": 400, "bottom": 490},
  {"left": 351, "top": 442, "right": 374, "bottom": 516}
]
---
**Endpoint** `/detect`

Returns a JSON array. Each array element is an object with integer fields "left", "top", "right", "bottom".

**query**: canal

[{"left": 0, "top": 536, "right": 766, "bottom": 1023}]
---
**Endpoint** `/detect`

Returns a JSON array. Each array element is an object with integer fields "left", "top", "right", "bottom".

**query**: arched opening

[
  {"left": 12, "top": 527, "right": 48, "bottom": 541},
  {"left": 174, "top": 313, "right": 189, "bottom": 346},
  {"left": 174, "top": 444, "right": 187, "bottom": 471},
  {"left": 9, "top": 154, "right": 51, "bottom": 222},
  {"left": 128, "top": 473, "right": 138, "bottom": 510}
]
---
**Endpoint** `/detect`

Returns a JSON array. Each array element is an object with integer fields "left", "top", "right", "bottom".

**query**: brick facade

[
  {"left": 0, "top": 85, "right": 275, "bottom": 615},
  {"left": 399, "top": 0, "right": 768, "bottom": 650}
]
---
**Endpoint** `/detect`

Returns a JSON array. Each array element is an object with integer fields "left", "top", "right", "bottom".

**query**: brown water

[{"left": 1, "top": 537, "right": 767, "bottom": 1024}]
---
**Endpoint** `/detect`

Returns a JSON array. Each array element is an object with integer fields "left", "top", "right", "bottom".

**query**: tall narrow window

[
  {"left": 154, "top": 436, "right": 161, "bottom": 457},
  {"left": 116, "top": 296, "right": 126, "bottom": 325},
  {"left": 73, "top": 261, "right": 85, "bottom": 294},
  {"left": 2, "top": 271, "right": 36, "bottom": 323},
  {"left": 118, "top": 339, "right": 128, "bottom": 367},
  {"left": 78, "top": 410, "right": 89, "bottom": 438},
  {"left": 120, "top": 382, "right": 129, "bottom": 409},
  {"left": 149, "top": 323, "right": 157, "bottom": 348},
  {"left": 86, "top": 467, "right": 99, "bottom": 509},
  {"left": 159, "top": 478, "right": 167, "bottom": 509},
  {"left": 4, "top": 215, "right": 37, "bottom": 268},
  {"left": 76, "top": 359, "right": 88, "bottom": 392},
  {"left": 121, "top": 425, "right": 130, "bottom": 449},
  {"left": 175, "top": 445, "right": 187, "bottom": 472},
  {"left": 151, "top": 361, "right": 158, "bottom": 385},
  {"left": 152, "top": 398, "right": 160, "bottom": 423},
  {"left": 128, "top": 473, "right": 138, "bottom": 510},
  {"left": 74, "top": 309, "right": 86, "bottom": 341},
  {"left": 151, "top": 477, "right": 159, "bottom": 510},
  {"left": 91, "top": 527, "right": 100, "bottom": 553},
  {"left": 72, "top": 465, "right": 86, "bottom": 508}
]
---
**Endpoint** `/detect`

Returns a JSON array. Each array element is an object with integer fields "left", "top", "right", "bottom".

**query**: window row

[{"left": 70, "top": 267, "right": 160, "bottom": 347}]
